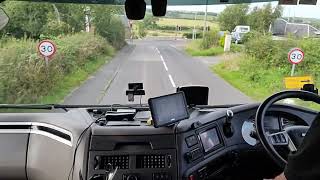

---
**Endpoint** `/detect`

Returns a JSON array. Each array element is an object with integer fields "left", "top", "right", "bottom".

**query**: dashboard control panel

[{"left": 185, "top": 135, "right": 198, "bottom": 148}]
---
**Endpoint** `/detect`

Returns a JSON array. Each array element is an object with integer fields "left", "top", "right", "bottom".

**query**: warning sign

[{"left": 284, "top": 76, "right": 313, "bottom": 89}]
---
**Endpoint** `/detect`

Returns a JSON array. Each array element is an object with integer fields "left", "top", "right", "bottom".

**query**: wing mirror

[{"left": 0, "top": 7, "right": 9, "bottom": 30}]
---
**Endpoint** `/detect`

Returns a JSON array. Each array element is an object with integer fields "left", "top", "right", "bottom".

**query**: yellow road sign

[{"left": 284, "top": 76, "right": 313, "bottom": 89}]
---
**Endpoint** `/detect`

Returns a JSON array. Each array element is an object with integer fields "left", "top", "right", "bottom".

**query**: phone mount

[
  {"left": 300, "top": 84, "right": 319, "bottom": 101},
  {"left": 126, "top": 83, "right": 145, "bottom": 102},
  {"left": 301, "top": 84, "right": 318, "bottom": 94}
]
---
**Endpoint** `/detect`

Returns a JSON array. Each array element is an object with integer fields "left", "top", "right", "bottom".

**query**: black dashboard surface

[
  {"left": 86, "top": 103, "right": 316, "bottom": 180},
  {"left": 0, "top": 103, "right": 315, "bottom": 180}
]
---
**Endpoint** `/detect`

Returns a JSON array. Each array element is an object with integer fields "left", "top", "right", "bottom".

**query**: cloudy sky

[{"left": 164, "top": 2, "right": 320, "bottom": 19}]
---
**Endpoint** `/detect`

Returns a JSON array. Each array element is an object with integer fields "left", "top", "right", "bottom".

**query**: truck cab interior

[{"left": 0, "top": 0, "right": 319, "bottom": 180}]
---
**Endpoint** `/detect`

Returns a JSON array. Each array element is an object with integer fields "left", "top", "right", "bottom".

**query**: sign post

[
  {"left": 288, "top": 48, "right": 304, "bottom": 76},
  {"left": 38, "top": 40, "right": 56, "bottom": 67}
]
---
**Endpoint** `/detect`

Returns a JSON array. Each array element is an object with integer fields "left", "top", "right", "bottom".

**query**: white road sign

[
  {"left": 288, "top": 48, "right": 304, "bottom": 64},
  {"left": 38, "top": 40, "right": 56, "bottom": 59}
]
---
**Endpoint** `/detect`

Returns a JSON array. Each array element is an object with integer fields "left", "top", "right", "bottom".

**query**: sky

[{"left": 164, "top": 2, "right": 320, "bottom": 19}]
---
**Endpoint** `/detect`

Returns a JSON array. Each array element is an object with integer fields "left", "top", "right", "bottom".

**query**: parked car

[{"left": 231, "top": 25, "right": 250, "bottom": 44}]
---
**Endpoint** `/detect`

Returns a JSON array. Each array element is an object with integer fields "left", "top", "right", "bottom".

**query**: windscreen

[{"left": 1, "top": 1, "right": 320, "bottom": 113}]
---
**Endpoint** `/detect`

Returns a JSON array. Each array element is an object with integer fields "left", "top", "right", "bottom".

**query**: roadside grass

[
  {"left": 212, "top": 55, "right": 320, "bottom": 110},
  {"left": 39, "top": 55, "right": 112, "bottom": 104},
  {"left": 212, "top": 55, "right": 286, "bottom": 100},
  {"left": 185, "top": 40, "right": 224, "bottom": 56},
  {"left": 158, "top": 18, "right": 219, "bottom": 28}
]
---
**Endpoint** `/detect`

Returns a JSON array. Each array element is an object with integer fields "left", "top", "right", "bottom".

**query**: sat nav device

[
  {"left": 177, "top": 86, "right": 209, "bottom": 106},
  {"left": 148, "top": 92, "right": 189, "bottom": 128}
]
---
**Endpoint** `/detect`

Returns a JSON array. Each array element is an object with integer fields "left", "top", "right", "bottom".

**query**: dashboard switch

[
  {"left": 185, "top": 135, "right": 198, "bottom": 147},
  {"left": 185, "top": 148, "right": 202, "bottom": 163},
  {"left": 188, "top": 175, "right": 195, "bottom": 180},
  {"left": 153, "top": 173, "right": 171, "bottom": 180}
]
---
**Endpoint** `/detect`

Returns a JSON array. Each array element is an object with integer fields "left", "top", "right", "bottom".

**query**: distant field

[
  {"left": 158, "top": 18, "right": 219, "bottom": 28},
  {"left": 165, "top": 14, "right": 216, "bottom": 21}
]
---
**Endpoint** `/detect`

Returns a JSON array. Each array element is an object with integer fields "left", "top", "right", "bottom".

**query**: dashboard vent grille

[
  {"left": 100, "top": 155, "right": 129, "bottom": 169},
  {"left": 136, "top": 155, "right": 166, "bottom": 169}
]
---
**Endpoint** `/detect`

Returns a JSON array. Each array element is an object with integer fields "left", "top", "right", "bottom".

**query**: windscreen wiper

[
  {"left": 195, "top": 104, "right": 243, "bottom": 109},
  {"left": 0, "top": 103, "right": 243, "bottom": 112},
  {"left": 0, "top": 103, "right": 150, "bottom": 112}
]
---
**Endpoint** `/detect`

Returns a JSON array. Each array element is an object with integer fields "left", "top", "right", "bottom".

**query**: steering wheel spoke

[
  {"left": 268, "top": 131, "right": 297, "bottom": 152},
  {"left": 268, "top": 131, "right": 289, "bottom": 146}
]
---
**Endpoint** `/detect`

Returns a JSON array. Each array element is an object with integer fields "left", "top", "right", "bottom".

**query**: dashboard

[{"left": 0, "top": 103, "right": 314, "bottom": 180}]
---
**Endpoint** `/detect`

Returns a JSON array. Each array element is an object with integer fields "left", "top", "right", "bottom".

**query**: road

[{"left": 64, "top": 39, "right": 251, "bottom": 105}]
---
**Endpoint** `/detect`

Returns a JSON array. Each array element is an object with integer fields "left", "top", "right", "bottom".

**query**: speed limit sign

[
  {"left": 38, "top": 40, "right": 56, "bottom": 59},
  {"left": 288, "top": 48, "right": 304, "bottom": 64}
]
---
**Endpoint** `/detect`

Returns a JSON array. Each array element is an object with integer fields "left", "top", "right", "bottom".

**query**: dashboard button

[{"left": 185, "top": 135, "right": 198, "bottom": 147}]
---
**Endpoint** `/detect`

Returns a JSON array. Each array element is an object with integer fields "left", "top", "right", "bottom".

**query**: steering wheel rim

[{"left": 255, "top": 90, "right": 320, "bottom": 167}]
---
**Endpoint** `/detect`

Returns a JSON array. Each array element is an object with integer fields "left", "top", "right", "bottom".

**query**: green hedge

[
  {"left": 183, "top": 32, "right": 203, "bottom": 39},
  {"left": 0, "top": 33, "right": 114, "bottom": 104},
  {"left": 213, "top": 34, "right": 320, "bottom": 100}
]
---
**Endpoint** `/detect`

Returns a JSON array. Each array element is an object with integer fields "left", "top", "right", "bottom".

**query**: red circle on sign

[
  {"left": 37, "top": 40, "right": 57, "bottom": 59},
  {"left": 288, "top": 48, "right": 304, "bottom": 65}
]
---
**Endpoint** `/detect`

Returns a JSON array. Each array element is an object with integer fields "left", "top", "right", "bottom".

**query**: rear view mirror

[
  {"left": 151, "top": 0, "right": 167, "bottom": 16},
  {"left": 0, "top": 8, "right": 9, "bottom": 30},
  {"left": 125, "top": 0, "right": 146, "bottom": 20}
]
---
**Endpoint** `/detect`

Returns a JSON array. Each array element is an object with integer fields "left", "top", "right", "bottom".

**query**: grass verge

[
  {"left": 212, "top": 54, "right": 320, "bottom": 110},
  {"left": 185, "top": 40, "right": 224, "bottom": 57},
  {"left": 212, "top": 54, "right": 285, "bottom": 100},
  {"left": 39, "top": 55, "right": 112, "bottom": 104}
]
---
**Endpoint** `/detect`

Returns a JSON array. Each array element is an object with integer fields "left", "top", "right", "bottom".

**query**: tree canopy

[
  {"left": 218, "top": 3, "right": 283, "bottom": 33},
  {"left": 218, "top": 4, "right": 249, "bottom": 32}
]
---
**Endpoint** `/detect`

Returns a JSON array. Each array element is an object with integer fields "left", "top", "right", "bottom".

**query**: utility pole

[
  {"left": 193, "top": 12, "right": 197, "bottom": 40},
  {"left": 84, "top": 6, "right": 91, "bottom": 32},
  {"left": 203, "top": 0, "right": 208, "bottom": 38}
]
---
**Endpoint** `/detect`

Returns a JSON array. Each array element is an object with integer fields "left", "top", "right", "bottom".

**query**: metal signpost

[
  {"left": 288, "top": 48, "right": 304, "bottom": 76},
  {"left": 38, "top": 40, "right": 57, "bottom": 68}
]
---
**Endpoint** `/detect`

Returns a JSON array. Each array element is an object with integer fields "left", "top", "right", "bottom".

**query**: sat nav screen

[
  {"left": 199, "top": 128, "right": 221, "bottom": 153},
  {"left": 148, "top": 92, "right": 189, "bottom": 128}
]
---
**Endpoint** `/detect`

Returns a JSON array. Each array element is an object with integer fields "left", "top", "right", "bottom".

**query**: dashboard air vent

[
  {"left": 136, "top": 155, "right": 166, "bottom": 169},
  {"left": 99, "top": 155, "right": 129, "bottom": 169}
]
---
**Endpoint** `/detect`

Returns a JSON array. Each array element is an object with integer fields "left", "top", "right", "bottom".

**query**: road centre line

[
  {"left": 160, "top": 55, "right": 164, "bottom": 62},
  {"left": 155, "top": 47, "right": 161, "bottom": 54},
  {"left": 162, "top": 61, "right": 168, "bottom": 71},
  {"left": 156, "top": 47, "right": 176, "bottom": 88},
  {"left": 168, "top": 74, "right": 176, "bottom": 88}
]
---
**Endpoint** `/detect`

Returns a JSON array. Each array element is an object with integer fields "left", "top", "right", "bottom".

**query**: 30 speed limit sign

[
  {"left": 38, "top": 40, "right": 56, "bottom": 59},
  {"left": 288, "top": 48, "right": 304, "bottom": 64}
]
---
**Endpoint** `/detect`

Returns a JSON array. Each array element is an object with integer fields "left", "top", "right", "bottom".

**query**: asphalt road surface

[{"left": 64, "top": 39, "right": 251, "bottom": 105}]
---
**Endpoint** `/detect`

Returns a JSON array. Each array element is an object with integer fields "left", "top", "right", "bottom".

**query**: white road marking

[
  {"left": 157, "top": 47, "right": 176, "bottom": 88},
  {"left": 168, "top": 74, "right": 176, "bottom": 88},
  {"left": 155, "top": 47, "right": 161, "bottom": 54},
  {"left": 160, "top": 55, "right": 164, "bottom": 62},
  {"left": 162, "top": 61, "right": 168, "bottom": 71}
]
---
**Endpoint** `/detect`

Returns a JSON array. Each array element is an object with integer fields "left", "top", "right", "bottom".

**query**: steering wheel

[{"left": 255, "top": 90, "right": 320, "bottom": 167}]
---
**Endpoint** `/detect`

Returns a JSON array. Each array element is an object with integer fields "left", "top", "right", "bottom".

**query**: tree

[
  {"left": 143, "top": 15, "right": 159, "bottom": 29},
  {"left": 1, "top": 1, "right": 52, "bottom": 38},
  {"left": 92, "top": 6, "right": 126, "bottom": 49},
  {"left": 248, "top": 4, "right": 283, "bottom": 34},
  {"left": 218, "top": 4, "right": 249, "bottom": 31}
]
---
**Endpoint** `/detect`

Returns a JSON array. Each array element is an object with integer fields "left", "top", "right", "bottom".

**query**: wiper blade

[
  {"left": 195, "top": 104, "right": 243, "bottom": 109},
  {"left": 0, "top": 104, "right": 54, "bottom": 110},
  {"left": 0, "top": 103, "right": 149, "bottom": 111}
]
